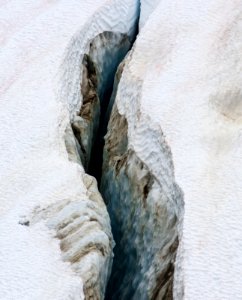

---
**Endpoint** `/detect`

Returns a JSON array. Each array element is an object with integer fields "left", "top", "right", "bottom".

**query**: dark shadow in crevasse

[{"left": 72, "top": 31, "right": 136, "bottom": 183}]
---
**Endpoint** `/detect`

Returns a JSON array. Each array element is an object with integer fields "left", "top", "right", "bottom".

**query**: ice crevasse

[
  {"left": 0, "top": 0, "right": 242, "bottom": 299},
  {"left": 0, "top": 0, "right": 139, "bottom": 299}
]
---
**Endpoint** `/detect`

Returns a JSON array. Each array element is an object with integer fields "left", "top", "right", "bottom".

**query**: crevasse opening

[
  {"left": 67, "top": 14, "right": 183, "bottom": 299},
  {"left": 71, "top": 30, "right": 136, "bottom": 183}
]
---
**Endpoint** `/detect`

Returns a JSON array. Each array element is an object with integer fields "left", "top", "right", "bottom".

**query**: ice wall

[
  {"left": 71, "top": 31, "right": 132, "bottom": 172},
  {"left": 0, "top": 1, "right": 139, "bottom": 299},
  {"left": 101, "top": 48, "right": 184, "bottom": 298},
  {"left": 102, "top": 104, "right": 183, "bottom": 299},
  {"left": 102, "top": 0, "right": 242, "bottom": 299}
]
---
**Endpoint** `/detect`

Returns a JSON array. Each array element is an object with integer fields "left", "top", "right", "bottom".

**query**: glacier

[{"left": 0, "top": 0, "right": 242, "bottom": 299}]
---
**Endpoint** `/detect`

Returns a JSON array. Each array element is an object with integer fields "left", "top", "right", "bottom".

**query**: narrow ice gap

[
  {"left": 65, "top": 4, "right": 183, "bottom": 298},
  {"left": 71, "top": 30, "right": 137, "bottom": 184}
]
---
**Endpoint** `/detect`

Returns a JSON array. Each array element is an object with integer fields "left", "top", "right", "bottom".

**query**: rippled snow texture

[
  {"left": 105, "top": 0, "right": 242, "bottom": 299},
  {"left": 0, "top": 0, "right": 139, "bottom": 299}
]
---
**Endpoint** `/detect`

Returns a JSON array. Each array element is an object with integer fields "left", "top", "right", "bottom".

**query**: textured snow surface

[
  {"left": 0, "top": 0, "right": 138, "bottom": 299},
  {"left": 139, "top": 0, "right": 161, "bottom": 28},
  {"left": 1, "top": 0, "right": 242, "bottom": 299},
  {"left": 110, "top": 0, "right": 242, "bottom": 299}
]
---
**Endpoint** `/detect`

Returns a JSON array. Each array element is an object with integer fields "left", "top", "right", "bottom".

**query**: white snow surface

[
  {"left": 0, "top": 1, "right": 138, "bottom": 299},
  {"left": 139, "top": 0, "right": 160, "bottom": 28},
  {"left": 1, "top": 0, "right": 242, "bottom": 298},
  {"left": 115, "top": 0, "right": 242, "bottom": 299}
]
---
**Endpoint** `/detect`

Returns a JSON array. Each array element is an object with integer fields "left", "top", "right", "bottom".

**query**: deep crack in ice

[{"left": 68, "top": 11, "right": 183, "bottom": 299}]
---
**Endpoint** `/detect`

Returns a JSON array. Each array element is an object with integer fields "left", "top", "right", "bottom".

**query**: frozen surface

[
  {"left": 1, "top": 0, "right": 241, "bottom": 298},
  {"left": 139, "top": 0, "right": 160, "bottom": 28},
  {"left": 0, "top": 0, "right": 138, "bottom": 299},
  {"left": 106, "top": 0, "right": 242, "bottom": 299}
]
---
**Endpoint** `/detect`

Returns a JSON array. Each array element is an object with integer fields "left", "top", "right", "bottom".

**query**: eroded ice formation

[
  {"left": 57, "top": 1, "right": 140, "bottom": 299},
  {"left": 101, "top": 55, "right": 184, "bottom": 299},
  {"left": 63, "top": 1, "right": 186, "bottom": 299},
  {"left": 0, "top": 1, "right": 140, "bottom": 299},
  {"left": 71, "top": 31, "right": 133, "bottom": 179},
  {"left": 21, "top": 173, "right": 113, "bottom": 299},
  {"left": 101, "top": 0, "right": 242, "bottom": 299},
  {"left": 56, "top": 6, "right": 140, "bottom": 299}
]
